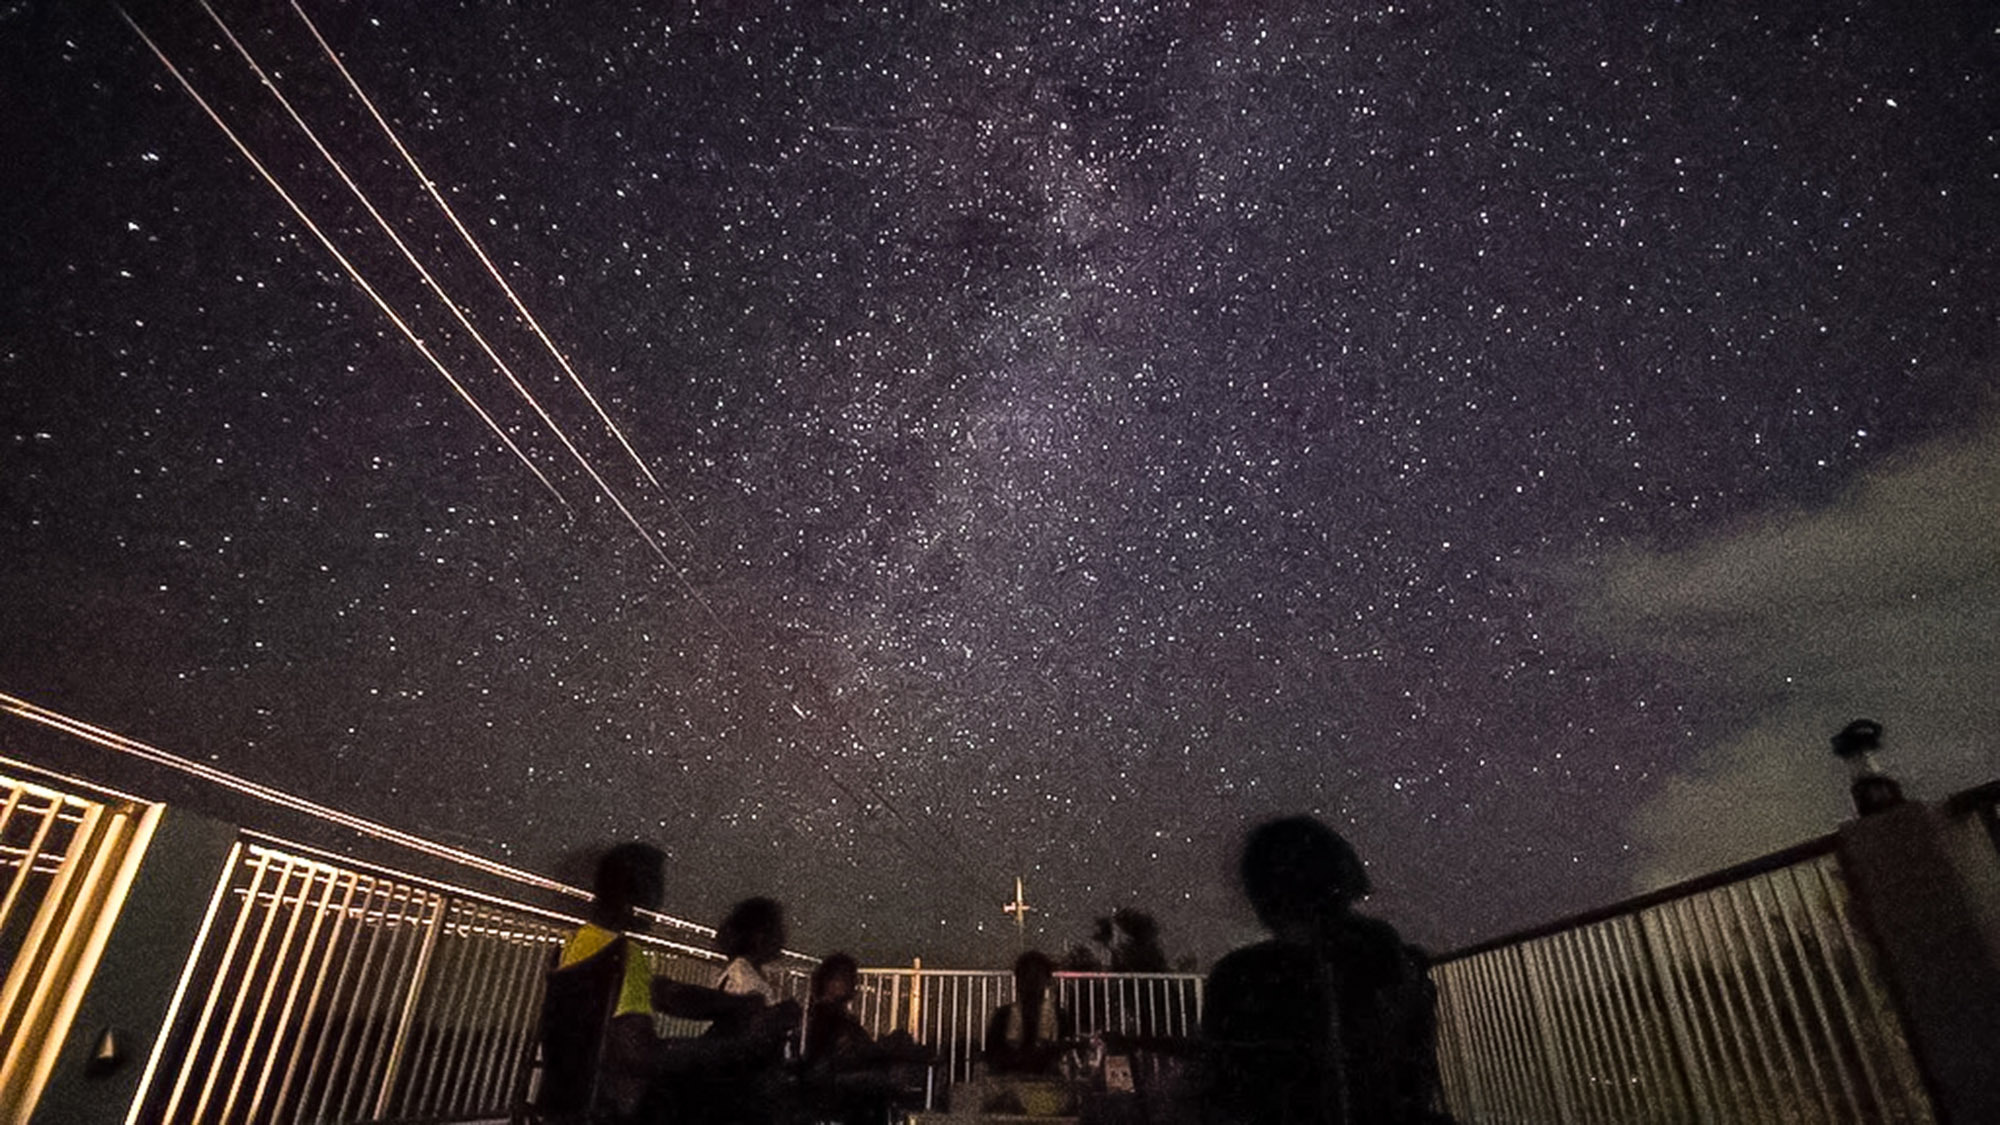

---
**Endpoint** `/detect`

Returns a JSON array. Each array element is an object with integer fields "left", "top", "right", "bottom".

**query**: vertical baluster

[
  {"left": 218, "top": 859, "right": 314, "bottom": 1123},
  {"left": 428, "top": 911, "right": 492, "bottom": 1114},
  {"left": 1458, "top": 954, "right": 1515, "bottom": 1119},
  {"left": 368, "top": 889, "right": 445, "bottom": 1120},
  {"left": 245, "top": 865, "right": 336, "bottom": 1122},
  {"left": 176, "top": 849, "right": 281, "bottom": 1125},
  {"left": 477, "top": 933, "right": 546, "bottom": 1113},
  {"left": 1643, "top": 904, "right": 1725, "bottom": 1122},
  {"left": 1727, "top": 879, "right": 1830, "bottom": 1121},
  {"left": 271, "top": 868, "right": 361, "bottom": 1124},
  {"left": 1807, "top": 858, "right": 1933, "bottom": 1119},
  {"left": 1768, "top": 865, "right": 1866, "bottom": 1119},
  {"left": 1690, "top": 892, "right": 1780, "bottom": 1119},
  {"left": 1548, "top": 930, "right": 1613, "bottom": 1124},
  {"left": 1449, "top": 956, "right": 1505, "bottom": 1120},
  {"left": 340, "top": 885, "right": 429, "bottom": 1121},
  {"left": 0, "top": 787, "right": 57, "bottom": 952},
  {"left": 1599, "top": 916, "right": 1684, "bottom": 1122},
  {"left": 456, "top": 916, "right": 518, "bottom": 1116},
  {"left": 298, "top": 874, "right": 389, "bottom": 1124},
  {"left": 1518, "top": 937, "right": 1580, "bottom": 1125},
  {"left": 1592, "top": 919, "right": 1667, "bottom": 1121}
]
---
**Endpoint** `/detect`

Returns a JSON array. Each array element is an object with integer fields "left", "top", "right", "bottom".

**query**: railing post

[
  {"left": 1836, "top": 796, "right": 2000, "bottom": 1123},
  {"left": 25, "top": 805, "right": 238, "bottom": 1125}
]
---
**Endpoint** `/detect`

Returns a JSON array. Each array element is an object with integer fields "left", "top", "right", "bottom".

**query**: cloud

[{"left": 1583, "top": 417, "right": 2000, "bottom": 889}]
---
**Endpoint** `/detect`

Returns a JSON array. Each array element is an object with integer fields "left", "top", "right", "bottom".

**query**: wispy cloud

[{"left": 1583, "top": 415, "right": 2000, "bottom": 888}]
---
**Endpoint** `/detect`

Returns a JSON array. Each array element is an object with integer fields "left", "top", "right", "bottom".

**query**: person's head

[
  {"left": 591, "top": 842, "right": 666, "bottom": 927},
  {"left": 812, "top": 952, "right": 859, "bottom": 1004},
  {"left": 1013, "top": 950, "right": 1056, "bottom": 998},
  {"left": 1114, "top": 908, "right": 1159, "bottom": 943},
  {"left": 716, "top": 896, "right": 787, "bottom": 964},
  {"left": 1238, "top": 816, "right": 1370, "bottom": 936}
]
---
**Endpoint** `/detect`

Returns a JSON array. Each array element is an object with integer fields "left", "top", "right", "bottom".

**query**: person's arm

[{"left": 654, "top": 977, "right": 763, "bottom": 1021}]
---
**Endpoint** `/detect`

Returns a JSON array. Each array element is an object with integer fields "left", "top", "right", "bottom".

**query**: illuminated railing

[
  {"left": 133, "top": 838, "right": 752, "bottom": 1125},
  {"left": 7, "top": 695, "right": 1999, "bottom": 1124},
  {"left": 0, "top": 771, "right": 158, "bottom": 1123},
  {"left": 853, "top": 966, "right": 1203, "bottom": 1084},
  {"left": 1430, "top": 841, "right": 1935, "bottom": 1124}
]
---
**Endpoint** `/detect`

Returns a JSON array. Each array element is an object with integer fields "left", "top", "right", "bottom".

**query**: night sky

[{"left": 3, "top": 0, "right": 1995, "bottom": 966}]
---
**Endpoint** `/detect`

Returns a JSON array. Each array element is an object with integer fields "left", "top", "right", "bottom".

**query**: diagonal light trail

[
  {"left": 0, "top": 690, "right": 725, "bottom": 945},
  {"left": 289, "top": 0, "right": 682, "bottom": 520},
  {"left": 139, "top": 6, "right": 984, "bottom": 889},
  {"left": 199, "top": 0, "right": 731, "bottom": 631},
  {"left": 117, "top": 6, "right": 570, "bottom": 511}
]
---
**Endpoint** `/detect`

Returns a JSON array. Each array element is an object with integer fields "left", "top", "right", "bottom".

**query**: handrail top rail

[
  {"left": 855, "top": 966, "right": 1203, "bottom": 980},
  {"left": 1440, "top": 774, "right": 2000, "bottom": 965},
  {"left": 1436, "top": 833, "right": 1840, "bottom": 965}
]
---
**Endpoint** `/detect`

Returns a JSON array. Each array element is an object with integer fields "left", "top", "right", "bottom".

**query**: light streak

[
  {"left": 116, "top": 7, "right": 569, "bottom": 510},
  {"left": 129, "top": 8, "right": 974, "bottom": 888},
  {"left": 0, "top": 691, "right": 726, "bottom": 940},
  {"left": 198, "top": 0, "right": 727, "bottom": 623},
  {"left": 289, "top": 0, "right": 677, "bottom": 511}
]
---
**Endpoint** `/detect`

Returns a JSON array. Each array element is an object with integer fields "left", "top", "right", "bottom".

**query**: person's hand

[{"left": 748, "top": 997, "right": 801, "bottom": 1047}]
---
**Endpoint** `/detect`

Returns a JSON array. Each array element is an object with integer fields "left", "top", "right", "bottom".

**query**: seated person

[
  {"left": 1199, "top": 816, "right": 1446, "bottom": 1125},
  {"left": 804, "top": 953, "right": 872, "bottom": 1064},
  {"left": 802, "top": 953, "right": 918, "bottom": 1124},
  {"left": 678, "top": 896, "right": 803, "bottom": 1124},
  {"left": 953, "top": 951, "right": 1080, "bottom": 1117},
  {"left": 985, "top": 950, "right": 1076, "bottom": 1076},
  {"left": 709, "top": 897, "right": 790, "bottom": 1023},
  {"left": 540, "top": 843, "right": 778, "bottom": 1122}
]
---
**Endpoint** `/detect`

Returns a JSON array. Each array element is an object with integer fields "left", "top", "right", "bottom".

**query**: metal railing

[
  {"left": 131, "top": 837, "right": 755, "bottom": 1125},
  {"left": 1431, "top": 841, "right": 1934, "bottom": 1124},
  {"left": 853, "top": 966, "right": 1203, "bottom": 1084},
  {"left": 0, "top": 771, "right": 159, "bottom": 1124},
  {"left": 8, "top": 699, "right": 1995, "bottom": 1125}
]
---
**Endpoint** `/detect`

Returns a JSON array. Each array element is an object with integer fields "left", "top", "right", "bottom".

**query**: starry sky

[{"left": 3, "top": 0, "right": 1995, "bottom": 967}]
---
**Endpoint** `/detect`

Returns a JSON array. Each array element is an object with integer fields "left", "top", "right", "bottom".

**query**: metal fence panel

[
  {"left": 1434, "top": 850, "right": 1937, "bottom": 1125},
  {"left": 853, "top": 967, "right": 1203, "bottom": 1086},
  {"left": 0, "top": 774, "right": 158, "bottom": 1123}
]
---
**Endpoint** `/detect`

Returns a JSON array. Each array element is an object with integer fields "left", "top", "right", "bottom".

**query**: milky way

[{"left": 3, "top": 0, "right": 1994, "bottom": 965}]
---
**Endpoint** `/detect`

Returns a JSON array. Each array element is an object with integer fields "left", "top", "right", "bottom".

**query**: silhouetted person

[
  {"left": 985, "top": 950, "right": 1076, "bottom": 1075},
  {"left": 1063, "top": 942, "right": 1107, "bottom": 972},
  {"left": 803, "top": 953, "right": 924, "bottom": 1125},
  {"left": 1199, "top": 816, "right": 1448, "bottom": 1125},
  {"left": 684, "top": 896, "right": 801, "bottom": 1124},
  {"left": 1110, "top": 908, "right": 1170, "bottom": 973},
  {"left": 804, "top": 953, "right": 870, "bottom": 1063},
  {"left": 713, "top": 897, "right": 791, "bottom": 1012},
  {"left": 540, "top": 843, "right": 765, "bottom": 1122}
]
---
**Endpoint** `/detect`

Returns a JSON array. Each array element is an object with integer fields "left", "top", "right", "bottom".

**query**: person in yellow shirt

[{"left": 540, "top": 842, "right": 775, "bottom": 1122}]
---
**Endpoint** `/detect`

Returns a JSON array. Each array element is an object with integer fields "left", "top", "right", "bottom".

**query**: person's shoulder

[
  {"left": 1205, "top": 941, "right": 1324, "bottom": 1007},
  {"left": 559, "top": 922, "right": 625, "bottom": 968},
  {"left": 1330, "top": 913, "right": 1408, "bottom": 961},
  {"left": 1350, "top": 912, "right": 1405, "bottom": 945},
  {"left": 1204, "top": 940, "right": 1329, "bottom": 1041},
  {"left": 1209, "top": 939, "right": 1317, "bottom": 983}
]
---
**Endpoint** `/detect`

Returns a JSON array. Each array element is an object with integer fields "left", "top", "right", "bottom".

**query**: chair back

[{"left": 535, "top": 936, "right": 628, "bottom": 1119}]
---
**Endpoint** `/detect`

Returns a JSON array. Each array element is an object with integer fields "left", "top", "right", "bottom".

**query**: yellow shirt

[{"left": 560, "top": 923, "right": 652, "bottom": 1018}]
